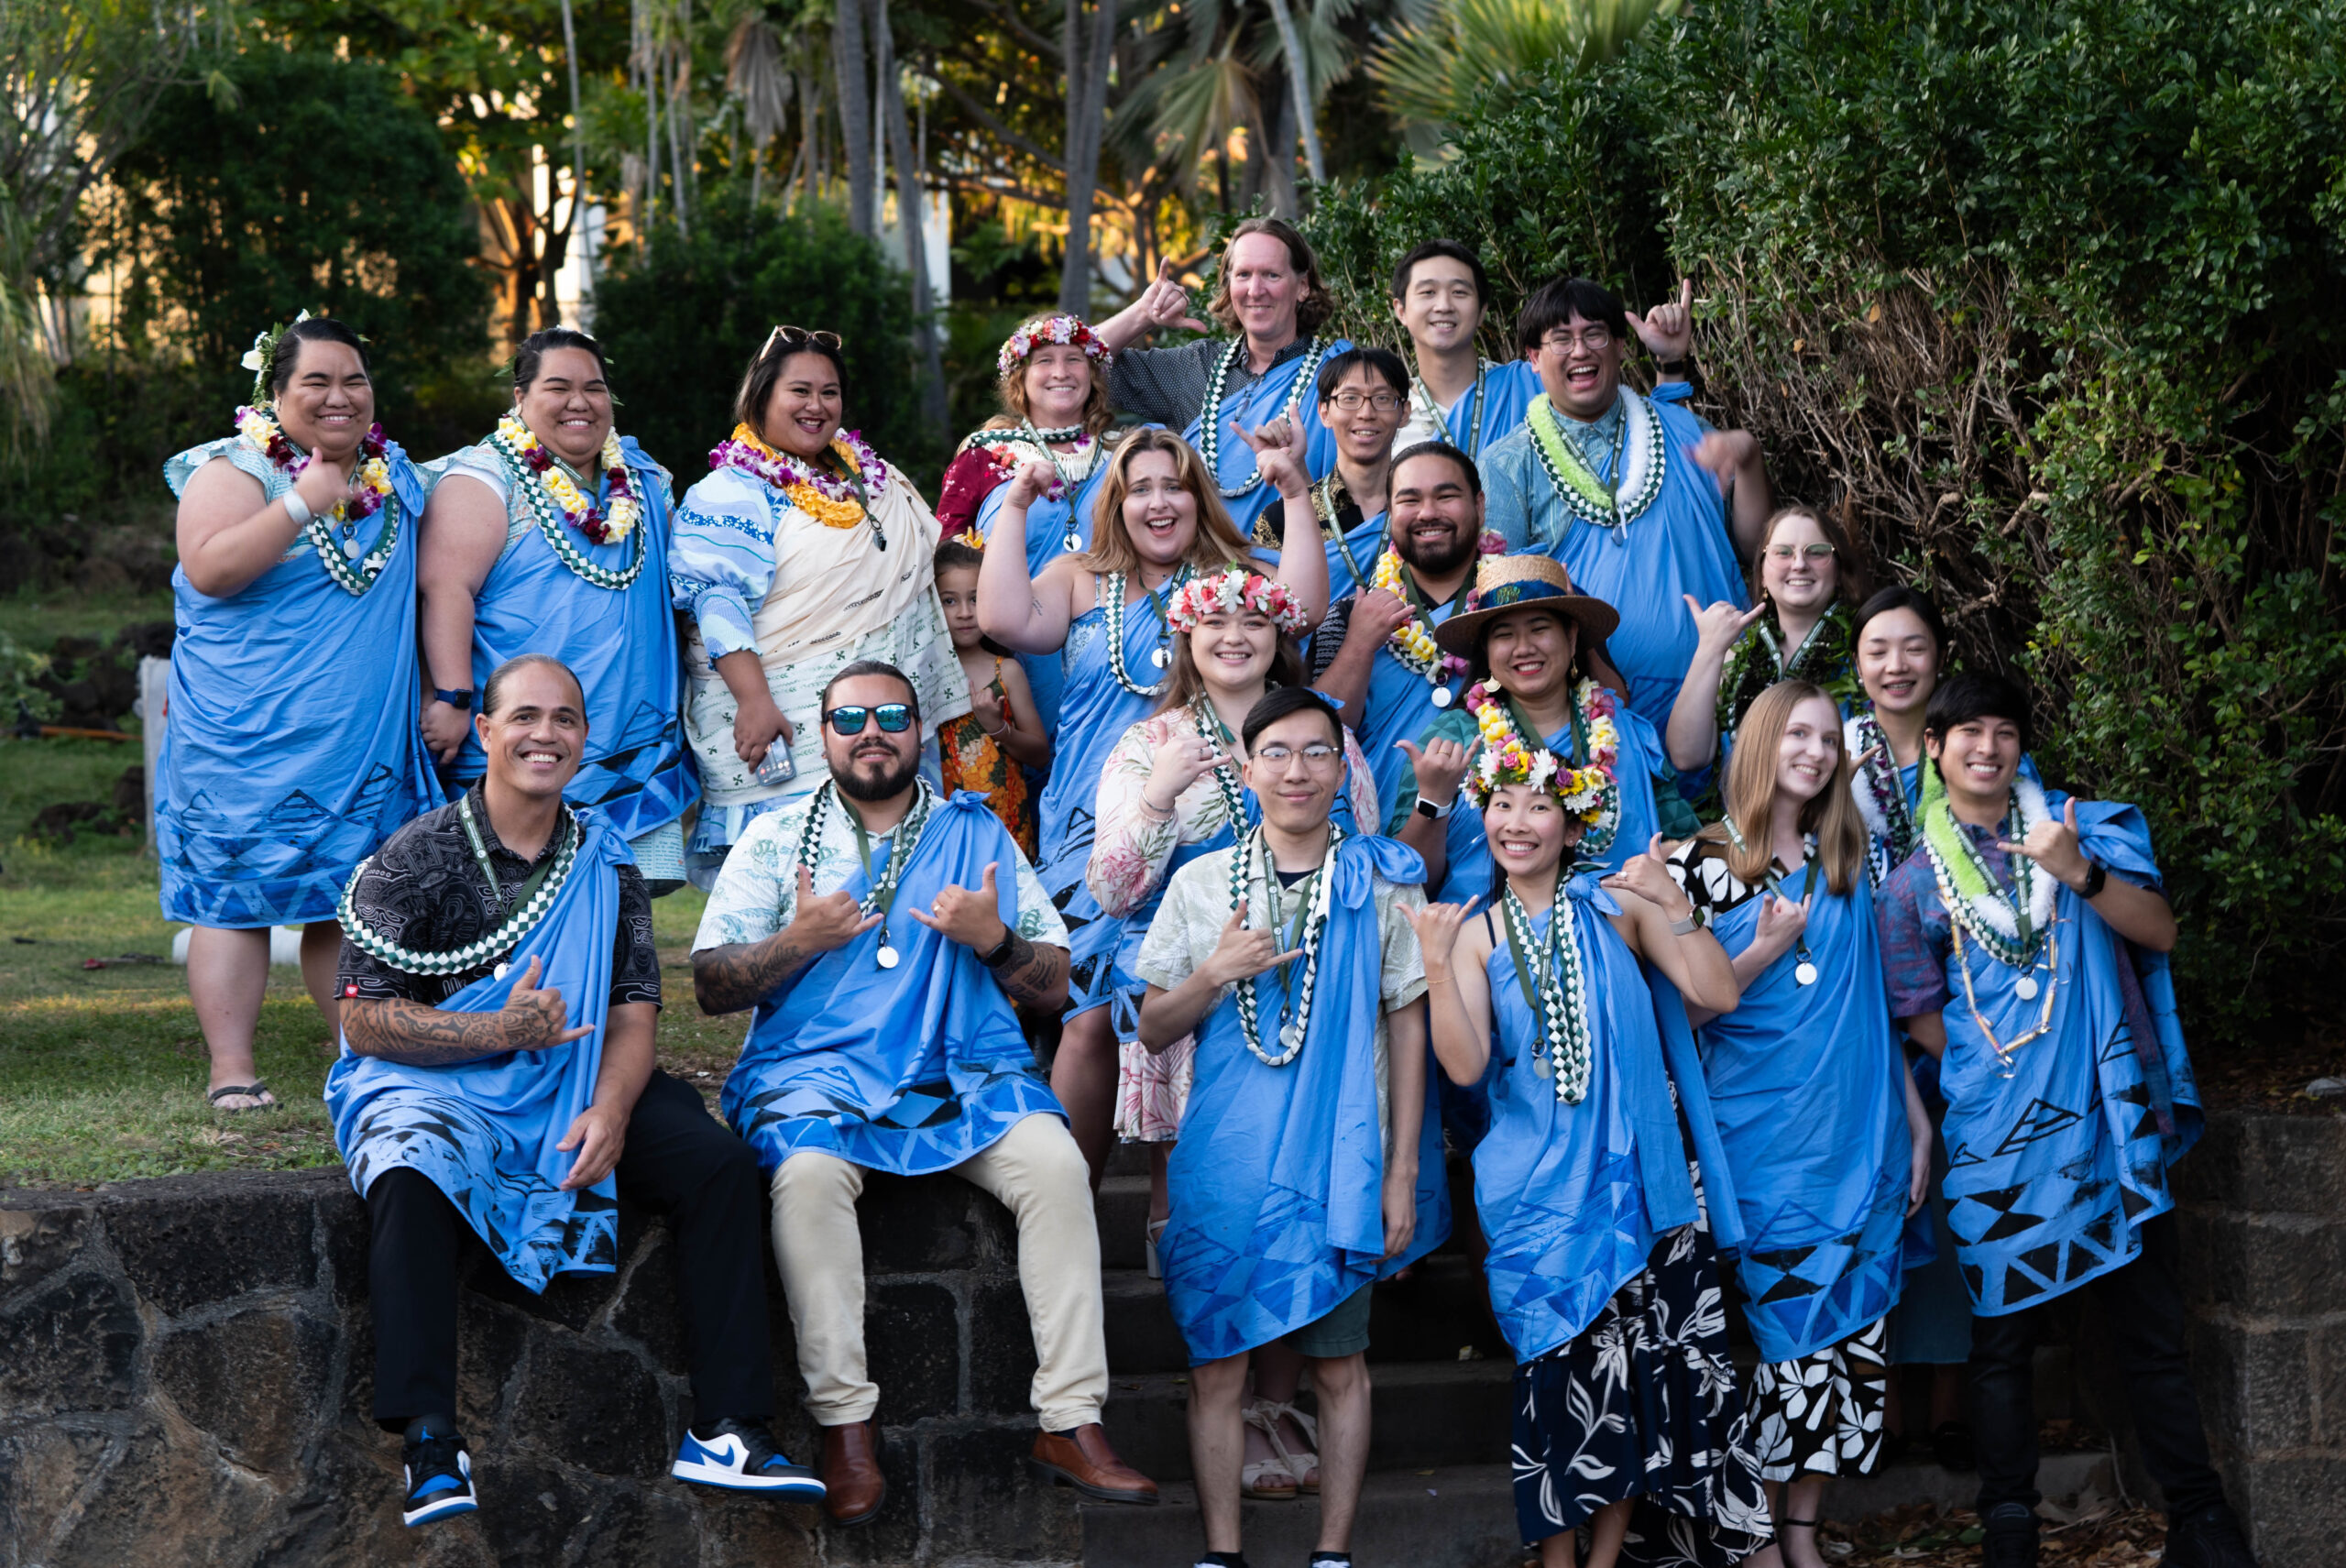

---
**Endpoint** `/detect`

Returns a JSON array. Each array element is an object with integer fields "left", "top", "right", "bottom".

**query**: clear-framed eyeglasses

[
  {"left": 1253, "top": 742, "right": 1343, "bottom": 768},
  {"left": 1766, "top": 543, "right": 1836, "bottom": 562}
]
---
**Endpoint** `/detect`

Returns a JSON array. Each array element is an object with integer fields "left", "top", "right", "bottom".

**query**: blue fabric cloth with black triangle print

[{"left": 1874, "top": 795, "right": 2201, "bottom": 1316}]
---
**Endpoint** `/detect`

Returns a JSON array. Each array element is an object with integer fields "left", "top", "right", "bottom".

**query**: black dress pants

[
  {"left": 1968, "top": 1214, "right": 2226, "bottom": 1519},
  {"left": 368, "top": 1069, "right": 773, "bottom": 1431}
]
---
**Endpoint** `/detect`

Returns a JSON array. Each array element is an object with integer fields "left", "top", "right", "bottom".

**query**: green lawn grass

[
  {"left": 0, "top": 585, "right": 176, "bottom": 651},
  {"left": 0, "top": 730, "right": 751, "bottom": 1188}
]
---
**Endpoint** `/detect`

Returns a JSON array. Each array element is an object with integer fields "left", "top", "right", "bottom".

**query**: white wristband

[{"left": 282, "top": 488, "right": 314, "bottom": 527}]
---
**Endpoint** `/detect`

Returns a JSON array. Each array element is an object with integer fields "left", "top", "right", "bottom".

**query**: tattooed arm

[
  {"left": 694, "top": 865, "right": 882, "bottom": 1014},
  {"left": 343, "top": 954, "right": 595, "bottom": 1066},
  {"left": 980, "top": 928, "right": 1070, "bottom": 1011}
]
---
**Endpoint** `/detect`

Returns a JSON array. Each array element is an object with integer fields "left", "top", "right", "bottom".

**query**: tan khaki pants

[{"left": 769, "top": 1112, "right": 1108, "bottom": 1430}]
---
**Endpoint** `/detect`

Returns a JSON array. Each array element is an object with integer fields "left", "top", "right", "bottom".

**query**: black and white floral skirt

[
  {"left": 1746, "top": 1313, "right": 1890, "bottom": 1482},
  {"left": 1511, "top": 1223, "right": 1774, "bottom": 1563}
]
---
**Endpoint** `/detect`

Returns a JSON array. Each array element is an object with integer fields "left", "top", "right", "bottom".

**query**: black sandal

[{"left": 206, "top": 1080, "right": 276, "bottom": 1113}]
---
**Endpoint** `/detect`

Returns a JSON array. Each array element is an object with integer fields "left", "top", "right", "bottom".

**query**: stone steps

[
  {"left": 1101, "top": 1358, "right": 1517, "bottom": 1483},
  {"left": 1079, "top": 1450, "right": 2121, "bottom": 1567},
  {"left": 1103, "top": 1255, "right": 1509, "bottom": 1376}
]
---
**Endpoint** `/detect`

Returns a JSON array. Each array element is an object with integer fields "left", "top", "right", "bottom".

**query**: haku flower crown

[
  {"left": 238, "top": 310, "right": 311, "bottom": 402},
  {"left": 1461, "top": 679, "right": 1619, "bottom": 829},
  {"left": 997, "top": 314, "right": 1111, "bottom": 377},
  {"left": 1165, "top": 566, "right": 1309, "bottom": 635}
]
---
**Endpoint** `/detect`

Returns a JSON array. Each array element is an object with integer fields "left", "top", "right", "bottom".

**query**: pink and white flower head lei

[
  {"left": 1165, "top": 566, "right": 1310, "bottom": 637},
  {"left": 1460, "top": 679, "right": 1622, "bottom": 855},
  {"left": 996, "top": 314, "right": 1112, "bottom": 377}
]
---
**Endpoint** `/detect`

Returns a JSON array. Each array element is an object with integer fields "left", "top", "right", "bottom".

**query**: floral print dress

[{"left": 939, "top": 655, "right": 1038, "bottom": 858}]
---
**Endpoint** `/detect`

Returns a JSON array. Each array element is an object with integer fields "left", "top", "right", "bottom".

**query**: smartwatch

[
  {"left": 1414, "top": 795, "right": 1452, "bottom": 822},
  {"left": 433, "top": 688, "right": 476, "bottom": 711},
  {"left": 1656, "top": 355, "right": 1694, "bottom": 378},
  {"left": 2079, "top": 860, "right": 2108, "bottom": 899}
]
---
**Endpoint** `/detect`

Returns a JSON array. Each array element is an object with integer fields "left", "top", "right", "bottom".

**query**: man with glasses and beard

[
  {"left": 690, "top": 660, "right": 1157, "bottom": 1525},
  {"left": 1310, "top": 441, "right": 1498, "bottom": 829}
]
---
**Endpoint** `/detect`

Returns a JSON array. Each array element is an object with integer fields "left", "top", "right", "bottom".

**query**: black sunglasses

[{"left": 826, "top": 703, "right": 913, "bottom": 735}]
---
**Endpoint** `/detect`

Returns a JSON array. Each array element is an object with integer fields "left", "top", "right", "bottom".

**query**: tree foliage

[
  {"left": 1310, "top": 0, "right": 2346, "bottom": 1037},
  {"left": 100, "top": 46, "right": 488, "bottom": 430},
  {"left": 588, "top": 192, "right": 927, "bottom": 481}
]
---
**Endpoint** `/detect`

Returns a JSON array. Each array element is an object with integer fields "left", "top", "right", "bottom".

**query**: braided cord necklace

[
  {"left": 794, "top": 780, "right": 934, "bottom": 969},
  {"left": 1498, "top": 868, "right": 1594, "bottom": 1102},
  {"left": 338, "top": 800, "right": 580, "bottom": 976},
  {"left": 1100, "top": 564, "right": 1191, "bottom": 696},
  {"left": 1196, "top": 336, "right": 1329, "bottom": 499},
  {"left": 307, "top": 488, "right": 403, "bottom": 596},
  {"left": 1720, "top": 815, "right": 1823, "bottom": 985},
  {"left": 1229, "top": 822, "right": 1344, "bottom": 1066}
]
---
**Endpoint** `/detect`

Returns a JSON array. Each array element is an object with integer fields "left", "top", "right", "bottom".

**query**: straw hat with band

[{"left": 1433, "top": 554, "right": 1629, "bottom": 696}]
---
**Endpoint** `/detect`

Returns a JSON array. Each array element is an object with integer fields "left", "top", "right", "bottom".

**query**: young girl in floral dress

[{"left": 933, "top": 537, "right": 1047, "bottom": 855}]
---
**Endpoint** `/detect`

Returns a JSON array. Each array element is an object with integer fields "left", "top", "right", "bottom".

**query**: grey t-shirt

[{"left": 1107, "top": 334, "right": 1321, "bottom": 431}]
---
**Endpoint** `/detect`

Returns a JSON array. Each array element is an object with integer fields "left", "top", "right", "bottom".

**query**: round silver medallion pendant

[
  {"left": 494, "top": 961, "right": 511, "bottom": 981},
  {"left": 2013, "top": 975, "right": 2040, "bottom": 1002},
  {"left": 1151, "top": 647, "right": 1173, "bottom": 670},
  {"left": 1793, "top": 960, "right": 1818, "bottom": 987},
  {"left": 344, "top": 537, "right": 364, "bottom": 560},
  {"left": 1064, "top": 531, "right": 1083, "bottom": 554},
  {"left": 876, "top": 943, "right": 901, "bottom": 970},
  {"left": 1430, "top": 685, "right": 1453, "bottom": 709},
  {"left": 1278, "top": 1021, "right": 1304, "bottom": 1057}
]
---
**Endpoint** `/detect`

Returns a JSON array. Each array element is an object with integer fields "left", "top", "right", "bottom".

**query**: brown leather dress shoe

[
  {"left": 1030, "top": 1423, "right": 1159, "bottom": 1505},
  {"left": 818, "top": 1419, "right": 886, "bottom": 1525}
]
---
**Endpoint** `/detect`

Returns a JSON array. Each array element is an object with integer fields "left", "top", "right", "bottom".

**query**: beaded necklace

[
  {"left": 1498, "top": 868, "right": 1593, "bottom": 1102},
  {"left": 1099, "top": 564, "right": 1192, "bottom": 696},
  {"left": 1228, "top": 822, "right": 1343, "bottom": 1066},
  {"left": 1196, "top": 335, "right": 1329, "bottom": 499},
  {"left": 338, "top": 803, "right": 580, "bottom": 976}
]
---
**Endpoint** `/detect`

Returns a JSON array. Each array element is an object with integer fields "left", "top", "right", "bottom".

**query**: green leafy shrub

[
  {"left": 589, "top": 197, "right": 930, "bottom": 487},
  {"left": 1308, "top": 0, "right": 2346, "bottom": 1039}
]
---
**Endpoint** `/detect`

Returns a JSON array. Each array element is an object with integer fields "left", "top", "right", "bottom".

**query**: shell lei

[
  {"left": 709, "top": 423, "right": 890, "bottom": 530},
  {"left": 1100, "top": 565, "right": 1190, "bottom": 697},
  {"left": 236, "top": 405, "right": 401, "bottom": 595},
  {"left": 1500, "top": 878, "right": 1594, "bottom": 1102},
  {"left": 1524, "top": 393, "right": 1666, "bottom": 533},
  {"left": 488, "top": 416, "right": 647, "bottom": 590},
  {"left": 1462, "top": 679, "right": 1621, "bottom": 856},
  {"left": 1920, "top": 770, "right": 2057, "bottom": 970},
  {"left": 1195, "top": 335, "right": 1331, "bottom": 499},
  {"left": 1229, "top": 823, "right": 1343, "bottom": 1066},
  {"left": 338, "top": 809, "right": 581, "bottom": 974},
  {"left": 1370, "top": 546, "right": 1472, "bottom": 689}
]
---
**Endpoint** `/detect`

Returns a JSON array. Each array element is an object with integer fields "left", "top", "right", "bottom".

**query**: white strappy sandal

[{"left": 1243, "top": 1397, "right": 1321, "bottom": 1496}]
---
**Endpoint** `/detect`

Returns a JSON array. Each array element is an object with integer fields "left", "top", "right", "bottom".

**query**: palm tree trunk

[
  {"left": 559, "top": 0, "right": 594, "bottom": 308},
  {"left": 1261, "top": 0, "right": 1324, "bottom": 191},
  {"left": 833, "top": 0, "right": 876, "bottom": 236},
  {"left": 1058, "top": 0, "right": 1120, "bottom": 313},
  {"left": 873, "top": 0, "right": 948, "bottom": 433}
]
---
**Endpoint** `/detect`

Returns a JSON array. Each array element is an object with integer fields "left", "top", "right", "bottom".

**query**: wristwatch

[
  {"left": 1656, "top": 355, "right": 1694, "bottom": 378},
  {"left": 2078, "top": 860, "right": 2108, "bottom": 899},
  {"left": 433, "top": 688, "right": 476, "bottom": 711},
  {"left": 1414, "top": 795, "right": 1453, "bottom": 822}
]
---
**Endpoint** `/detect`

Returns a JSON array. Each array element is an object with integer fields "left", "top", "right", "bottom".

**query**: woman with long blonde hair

[
  {"left": 1663, "top": 680, "right": 1933, "bottom": 1568},
  {"left": 975, "top": 424, "right": 1327, "bottom": 1196}
]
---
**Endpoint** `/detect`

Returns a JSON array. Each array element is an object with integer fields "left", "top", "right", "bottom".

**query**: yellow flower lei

[
  {"left": 718, "top": 422, "right": 872, "bottom": 529},
  {"left": 493, "top": 414, "right": 641, "bottom": 544},
  {"left": 1371, "top": 546, "right": 1452, "bottom": 673},
  {"left": 236, "top": 405, "right": 393, "bottom": 521}
]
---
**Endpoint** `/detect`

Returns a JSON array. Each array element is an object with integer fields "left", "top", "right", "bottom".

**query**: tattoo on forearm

[
  {"left": 982, "top": 930, "right": 1066, "bottom": 1007},
  {"left": 344, "top": 1000, "right": 516, "bottom": 1067},
  {"left": 694, "top": 935, "right": 807, "bottom": 1015}
]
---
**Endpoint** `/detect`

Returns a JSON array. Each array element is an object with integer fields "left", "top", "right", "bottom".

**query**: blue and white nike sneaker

[
  {"left": 671, "top": 1418, "right": 826, "bottom": 1499},
  {"left": 400, "top": 1419, "right": 477, "bottom": 1526}
]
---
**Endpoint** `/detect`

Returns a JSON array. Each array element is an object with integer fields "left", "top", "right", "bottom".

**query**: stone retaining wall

[
  {"left": 0, "top": 1166, "right": 1077, "bottom": 1567},
  {"left": 5, "top": 1106, "right": 2341, "bottom": 1566}
]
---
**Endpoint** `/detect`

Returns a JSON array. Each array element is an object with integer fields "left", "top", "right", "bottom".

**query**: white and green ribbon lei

[
  {"left": 1101, "top": 564, "right": 1192, "bottom": 697},
  {"left": 338, "top": 801, "right": 581, "bottom": 976},
  {"left": 1229, "top": 823, "right": 1343, "bottom": 1067},
  {"left": 1196, "top": 335, "right": 1330, "bottom": 499},
  {"left": 1499, "top": 871, "right": 1593, "bottom": 1103},
  {"left": 305, "top": 490, "right": 402, "bottom": 597},
  {"left": 1919, "top": 767, "right": 2055, "bottom": 970},
  {"left": 1192, "top": 697, "right": 1251, "bottom": 832},
  {"left": 1524, "top": 392, "right": 1667, "bottom": 534},
  {"left": 795, "top": 778, "right": 935, "bottom": 937},
  {"left": 488, "top": 424, "right": 648, "bottom": 591}
]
